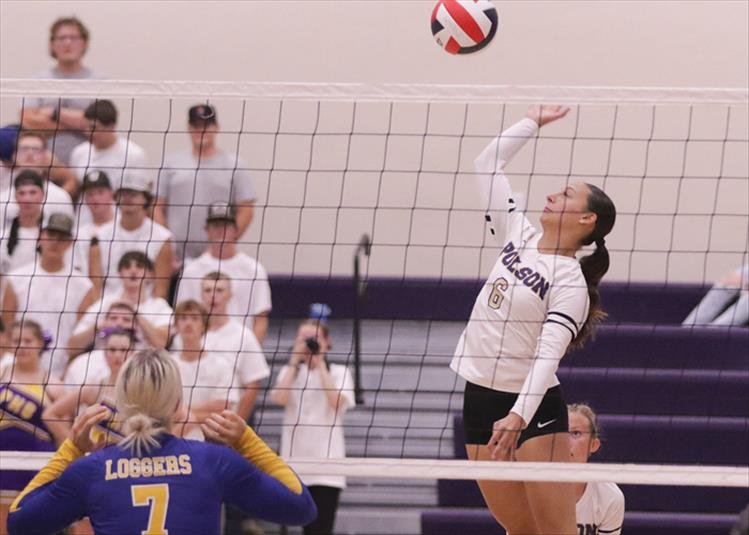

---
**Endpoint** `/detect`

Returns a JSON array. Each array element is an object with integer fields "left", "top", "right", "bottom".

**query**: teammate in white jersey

[
  {"left": 450, "top": 105, "right": 617, "bottom": 535},
  {"left": 569, "top": 404, "right": 625, "bottom": 535}
]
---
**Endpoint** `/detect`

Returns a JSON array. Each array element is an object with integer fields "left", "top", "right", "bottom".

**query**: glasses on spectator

[{"left": 52, "top": 35, "right": 83, "bottom": 43}]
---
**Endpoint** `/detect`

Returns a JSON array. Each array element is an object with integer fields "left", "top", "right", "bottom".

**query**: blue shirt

[{"left": 7, "top": 434, "right": 316, "bottom": 535}]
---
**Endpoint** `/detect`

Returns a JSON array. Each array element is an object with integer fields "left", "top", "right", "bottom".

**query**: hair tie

[
  {"left": 41, "top": 330, "right": 53, "bottom": 351},
  {"left": 596, "top": 238, "right": 606, "bottom": 248}
]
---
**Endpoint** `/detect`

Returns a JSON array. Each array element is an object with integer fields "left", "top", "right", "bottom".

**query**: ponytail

[
  {"left": 116, "top": 349, "right": 182, "bottom": 457},
  {"left": 6, "top": 216, "right": 20, "bottom": 256},
  {"left": 571, "top": 185, "right": 616, "bottom": 350}
]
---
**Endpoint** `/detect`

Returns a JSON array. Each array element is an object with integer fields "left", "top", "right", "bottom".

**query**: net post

[{"left": 352, "top": 234, "right": 371, "bottom": 406}]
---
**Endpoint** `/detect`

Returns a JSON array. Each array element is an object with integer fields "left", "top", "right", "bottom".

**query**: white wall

[{"left": 1, "top": 1, "right": 747, "bottom": 282}]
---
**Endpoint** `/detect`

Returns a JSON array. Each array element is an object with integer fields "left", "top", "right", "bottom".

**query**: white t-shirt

[
  {"left": 72, "top": 292, "right": 173, "bottom": 348},
  {"left": 276, "top": 363, "right": 355, "bottom": 488},
  {"left": 68, "top": 137, "right": 148, "bottom": 227},
  {"left": 449, "top": 118, "right": 590, "bottom": 424},
  {"left": 175, "top": 352, "right": 239, "bottom": 412},
  {"left": 63, "top": 349, "right": 109, "bottom": 388},
  {"left": 3, "top": 261, "right": 93, "bottom": 377},
  {"left": 176, "top": 252, "right": 272, "bottom": 328},
  {"left": 576, "top": 482, "right": 625, "bottom": 535},
  {"left": 172, "top": 319, "right": 269, "bottom": 388},
  {"left": 77, "top": 215, "right": 173, "bottom": 295}
]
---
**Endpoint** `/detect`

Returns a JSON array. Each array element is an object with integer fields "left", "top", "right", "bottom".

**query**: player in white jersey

[
  {"left": 449, "top": 105, "right": 617, "bottom": 535},
  {"left": 569, "top": 404, "right": 625, "bottom": 535}
]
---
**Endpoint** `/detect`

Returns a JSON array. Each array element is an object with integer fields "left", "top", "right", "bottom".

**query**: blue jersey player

[{"left": 7, "top": 348, "right": 316, "bottom": 535}]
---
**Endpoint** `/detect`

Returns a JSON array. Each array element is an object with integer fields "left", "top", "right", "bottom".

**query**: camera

[{"left": 305, "top": 337, "right": 320, "bottom": 355}]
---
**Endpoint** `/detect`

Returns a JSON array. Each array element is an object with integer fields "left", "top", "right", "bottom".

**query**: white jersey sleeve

[
  {"left": 510, "top": 269, "right": 590, "bottom": 424},
  {"left": 474, "top": 118, "right": 539, "bottom": 246}
]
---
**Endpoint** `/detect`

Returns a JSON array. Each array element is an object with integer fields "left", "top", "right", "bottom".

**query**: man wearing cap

[
  {"left": 1, "top": 171, "right": 46, "bottom": 273},
  {"left": 71, "top": 170, "right": 115, "bottom": 276},
  {"left": 2, "top": 212, "right": 98, "bottom": 377},
  {"left": 176, "top": 202, "right": 271, "bottom": 343},
  {"left": 1, "top": 132, "right": 75, "bottom": 235},
  {"left": 68, "top": 100, "right": 148, "bottom": 227},
  {"left": 154, "top": 104, "right": 256, "bottom": 264},
  {"left": 83, "top": 171, "right": 174, "bottom": 300},
  {"left": 19, "top": 17, "right": 99, "bottom": 165}
]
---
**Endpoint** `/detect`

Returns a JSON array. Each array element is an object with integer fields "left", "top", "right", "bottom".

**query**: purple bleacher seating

[
  {"left": 268, "top": 277, "right": 715, "bottom": 324},
  {"left": 569, "top": 325, "right": 749, "bottom": 370},
  {"left": 420, "top": 509, "right": 738, "bottom": 535},
  {"left": 558, "top": 367, "right": 749, "bottom": 417}
]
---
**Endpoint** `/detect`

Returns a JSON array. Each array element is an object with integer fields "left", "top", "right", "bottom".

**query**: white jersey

[
  {"left": 276, "top": 363, "right": 355, "bottom": 488},
  {"left": 64, "top": 349, "right": 109, "bottom": 388},
  {"left": 174, "top": 352, "right": 240, "bottom": 410},
  {"left": 449, "top": 118, "right": 590, "bottom": 424},
  {"left": 576, "top": 481, "right": 625, "bottom": 535}
]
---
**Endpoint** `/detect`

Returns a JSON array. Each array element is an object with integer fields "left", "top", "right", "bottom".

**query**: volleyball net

[{"left": 0, "top": 80, "right": 747, "bottom": 495}]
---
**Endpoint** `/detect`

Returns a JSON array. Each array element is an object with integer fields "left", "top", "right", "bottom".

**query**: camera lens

[{"left": 305, "top": 337, "right": 320, "bottom": 355}]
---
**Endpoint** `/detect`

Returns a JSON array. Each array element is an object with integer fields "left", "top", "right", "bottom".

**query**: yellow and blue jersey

[
  {"left": 0, "top": 382, "right": 56, "bottom": 494},
  {"left": 7, "top": 427, "right": 316, "bottom": 535}
]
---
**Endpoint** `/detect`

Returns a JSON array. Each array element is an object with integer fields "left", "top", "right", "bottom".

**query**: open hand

[{"left": 526, "top": 105, "right": 570, "bottom": 127}]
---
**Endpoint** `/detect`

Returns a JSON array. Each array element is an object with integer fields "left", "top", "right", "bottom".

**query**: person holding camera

[{"left": 270, "top": 305, "right": 355, "bottom": 535}]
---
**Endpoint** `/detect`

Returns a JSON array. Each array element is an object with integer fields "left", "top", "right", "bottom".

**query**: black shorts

[{"left": 463, "top": 381, "right": 568, "bottom": 447}]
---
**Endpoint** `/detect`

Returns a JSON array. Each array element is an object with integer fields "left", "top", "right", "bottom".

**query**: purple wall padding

[{"left": 267, "top": 277, "right": 712, "bottom": 324}]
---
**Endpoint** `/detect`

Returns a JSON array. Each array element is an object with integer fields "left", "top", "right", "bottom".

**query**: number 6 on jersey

[
  {"left": 131, "top": 484, "right": 169, "bottom": 535},
  {"left": 488, "top": 277, "right": 509, "bottom": 309}
]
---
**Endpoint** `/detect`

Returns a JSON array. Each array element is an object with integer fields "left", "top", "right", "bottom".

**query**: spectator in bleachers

[
  {"left": 270, "top": 305, "right": 355, "bottom": 535},
  {"left": 69, "top": 251, "right": 171, "bottom": 357},
  {"left": 154, "top": 105, "right": 256, "bottom": 264},
  {"left": 74, "top": 170, "right": 115, "bottom": 248},
  {"left": 0, "top": 125, "right": 18, "bottom": 184},
  {"left": 68, "top": 100, "right": 148, "bottom": 226},
  {"left": 11, "top": 130, "right": 78, "bottom": 197},
  {"left": 568, "top": 403, "right": 624, "bottom": 535},
  {"left": 1, "top": 132, "right": 75, "bottom": 228},
  {"left": 43, "top": 327, "right": 137, "bottom": 446},
  {"left": 171, "top": 299, "right": 238, "bottom": 439},
  {"left": 20, "top": 17, "right": 98, "bottom": 165},
  {"left": 1, "top": 213, "right": 98, "bottom": 378},
  {"left": 0, "top": 320, "right": 64, "bottom": 519},
  {"left": 1, "top": 171, "right": 46, "bottom": 273},
  {"left": 683, "top": 264, "right": 749, "bottom": 327},
  {"left": 84, "top": 171, "right": 174, "bottom": 299},
  {"left": 176, "top": 202, "right": 271, "bottom": 343},
  {"left": 64, "top": 301, "right": 137, "bottom": 389}
]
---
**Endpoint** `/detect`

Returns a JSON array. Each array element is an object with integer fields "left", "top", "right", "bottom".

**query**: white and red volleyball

[{"left": 431, "top": 0, "right": 499, "bottom": 55}]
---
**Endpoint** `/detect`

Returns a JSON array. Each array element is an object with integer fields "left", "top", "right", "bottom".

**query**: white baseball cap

[{"left": 117, "top": 171, "right": 153, "bottom": 195}]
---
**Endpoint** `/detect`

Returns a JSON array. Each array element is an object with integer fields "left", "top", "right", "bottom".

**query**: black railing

[{"left": 352, "top": 234, "right": 371, "bottom": 405}]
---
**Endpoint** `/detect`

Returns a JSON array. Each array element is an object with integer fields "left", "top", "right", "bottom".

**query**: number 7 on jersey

[{"left": 131, "top": 483, "right": 169, "bottom": 535}]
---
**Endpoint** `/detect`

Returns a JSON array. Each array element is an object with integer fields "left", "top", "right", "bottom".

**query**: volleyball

[{"left": 431, "top": 0, "right": 499, "bottom": 55}]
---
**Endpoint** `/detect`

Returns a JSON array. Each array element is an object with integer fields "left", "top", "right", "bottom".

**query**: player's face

[
  {"left": 568, "top": 411, "right": 600, "bottom": 463},
  {"left": 49, "top": 24, "right": 87, "bottom": 64},
  {"left": 119, "top": 262, "right": 150, "bottom": 292},
  {"left": 13, "top": 327, "right": 43, "bottom": 363},
  {"left": 38, "top": 229, "right": 72, "bottom": 258},
  {"left": 540, "top": 181, "right": 594, "bottom": 234},
  {"left": 104, "top": 334, "right": 132, "bottom": 373},
  {"left": 15, "top": 185, "right": 44, "bottom": 216},
  {"left": 205, "top": 221, "right": 238, "bottom": 243},
  {"left": 176, "top": 313, "right": 205, "bottom": 339},
  {"left": 201, "top": 278, "right": 231, "bottom": 311}
]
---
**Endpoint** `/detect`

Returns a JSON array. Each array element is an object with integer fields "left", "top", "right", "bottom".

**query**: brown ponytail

[{"left": 570, "top": 184, "right": 616, "bottom": 350}]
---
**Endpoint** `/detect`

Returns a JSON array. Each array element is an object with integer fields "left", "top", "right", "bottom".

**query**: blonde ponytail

[{"left": 116, "top": 349, "right": 182, "bottom": 456}]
